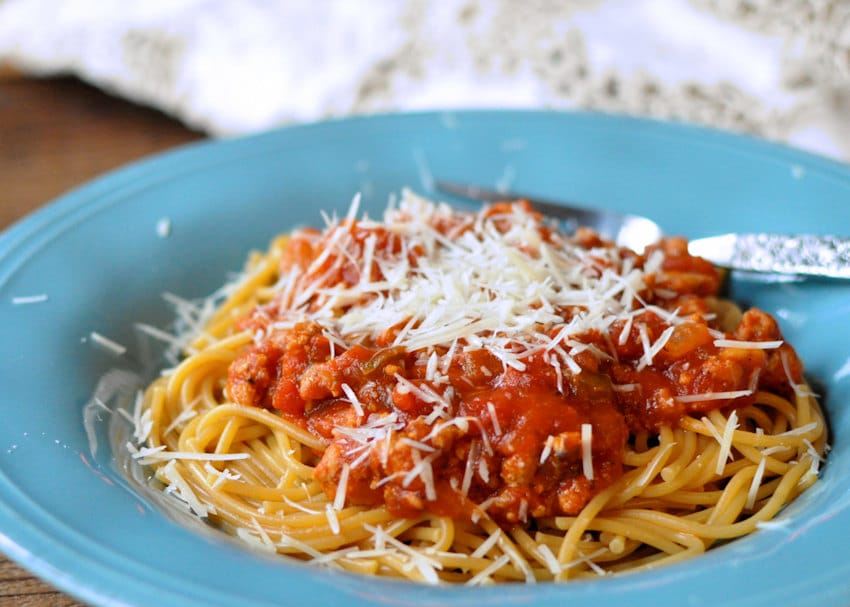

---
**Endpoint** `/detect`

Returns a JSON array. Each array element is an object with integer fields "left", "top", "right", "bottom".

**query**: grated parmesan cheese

[
  {"left": 675, "top": 390, "right": 752, "bottom": 403},
  {"left": 471, "top": 528, "right": 502, "bottom": 558},
  {"left": 159, "top": 460, "right": 213, "bottom": 517},
  {"left": 539, "top": 435, "right": 555, "bottom": 465},
  {"left": 567, "top": 548, "right": 609, "bottom": 576},
  {"left": 333, "top": 463, "right": 350, "bottom": 511},
  {"left": 776, "top": 422, "right": 818, "bottom": 438},
  {"left": 129, "top": 444, "right": 251, "bottom": 466},
  {"left": 11, "top": 294, "right": 48, "bottom": 304},
  {"left": 486, "top": 402, "right": 502, "bottom": 436},
  {"left": 277, "top": 191, "right": 670, "bottom": 380},
  {"left": 279, "top": 533, "right": 330, "bottom": 561},
  {"left": 89, "top": 331, "right": 127, "bottom": 356},
  {"left": 462, "top": 441, "right": 480, "bottom": 496},
  {"left": 467, "top": 554, "right": 512, "bottom": 586},
  {"left": 636, "top": 325, "right": 675, "bottom": 371},
  {"left": 713, "top": 339, "right": 783, "bottom": 349},
  {"left": 537, "top": 543, "right": 562, "bottom": 576},
  {"left": 340, "top": 383, "right": 365, "bottom": 418},
  {"left": 364, "top": 523, "right": 442, "bottom": 583},
  {"left": 746, "top": 456, "right": 767, "bottom": 509},
  {"left": 204, "top": 462, "right": 241, "bottom": 489},
  {"left": 709, "top": 410, "right": 739, "bottom": 475},
  {"left": 156, "top": 217, "right": 172, "bottom": 238},
  {"left": 581, "top": 423, "right": 594, "bottom": 480},
  {"left": 779, "top": 349, "right": 815, "bottom": 398},
  {"left": 321, "top": 505, "right": 340, "bottom": 537}
]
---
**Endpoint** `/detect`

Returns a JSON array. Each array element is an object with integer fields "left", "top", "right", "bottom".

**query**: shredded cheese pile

[{"left": 268, "top": 190, "right": 680, "bottom": 379}]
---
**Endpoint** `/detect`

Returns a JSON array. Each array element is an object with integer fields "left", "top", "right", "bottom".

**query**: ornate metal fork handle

[
  {"left": 435, "top": 180, "right": 850, "bottom": 282},
  {"left": 687, "top": 234, "right": 850, "bottom": 280}
]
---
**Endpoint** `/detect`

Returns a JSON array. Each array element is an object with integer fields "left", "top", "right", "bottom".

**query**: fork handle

[{"left": 688, "top": 233, "right": 850, "bottom": 280}]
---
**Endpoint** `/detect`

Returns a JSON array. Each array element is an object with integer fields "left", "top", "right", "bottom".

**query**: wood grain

[
  {"left": 0, "top": 71, "right": 204, "bottom": 229},
  {"left": 0, "top": 69, "right": 205, "bottom": 607},
  {"left": 0, "top": 558, "right": 81, "bottom": 607}
]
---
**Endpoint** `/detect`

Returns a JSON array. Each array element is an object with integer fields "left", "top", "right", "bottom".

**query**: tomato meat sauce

[{"left": 225, "top": 203, "right": 803, "bottom": 526}]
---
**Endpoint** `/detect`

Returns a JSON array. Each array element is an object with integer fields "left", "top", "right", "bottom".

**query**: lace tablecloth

[{"left": 2, "top": 0, "right": 849, "bottom": 161}]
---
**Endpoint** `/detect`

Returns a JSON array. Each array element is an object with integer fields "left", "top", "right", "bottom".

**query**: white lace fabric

[{"left": 1, "top": 0, "right": 848, "bottom": 161}]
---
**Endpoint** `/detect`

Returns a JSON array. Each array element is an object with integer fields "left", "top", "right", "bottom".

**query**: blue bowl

[{"left": 1, "top": 110, "right": 849, "bottom": 607}]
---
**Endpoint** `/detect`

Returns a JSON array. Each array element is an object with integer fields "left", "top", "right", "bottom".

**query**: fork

[{"left": 434, "top": 181, "right": 850, "bottom": 282}]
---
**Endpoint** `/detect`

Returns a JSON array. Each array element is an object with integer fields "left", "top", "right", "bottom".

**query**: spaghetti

[{"left": 131, "top": 190, "right": 827, "bottom": 583}]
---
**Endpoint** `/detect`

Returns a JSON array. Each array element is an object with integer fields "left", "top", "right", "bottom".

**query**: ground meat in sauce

[
  {"left": 224, "top": 209, "right": 804, "bottom": 527},
  {"left": 228, "top": 310, "right": 801, "bottom": 525}
]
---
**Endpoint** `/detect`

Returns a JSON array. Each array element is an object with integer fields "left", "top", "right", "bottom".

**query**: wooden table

[{"left": 0, "top": 69, "right": 204, "bottom": 607}]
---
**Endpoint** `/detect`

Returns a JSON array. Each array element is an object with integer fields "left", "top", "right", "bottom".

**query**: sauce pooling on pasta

[{"left": 225, "top": 199, "right": 804, "bottom": 526}]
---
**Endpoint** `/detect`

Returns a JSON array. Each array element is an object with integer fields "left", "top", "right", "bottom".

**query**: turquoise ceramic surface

[{"left": 0, "top": 111, "right": 849, "bottom": 607}]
